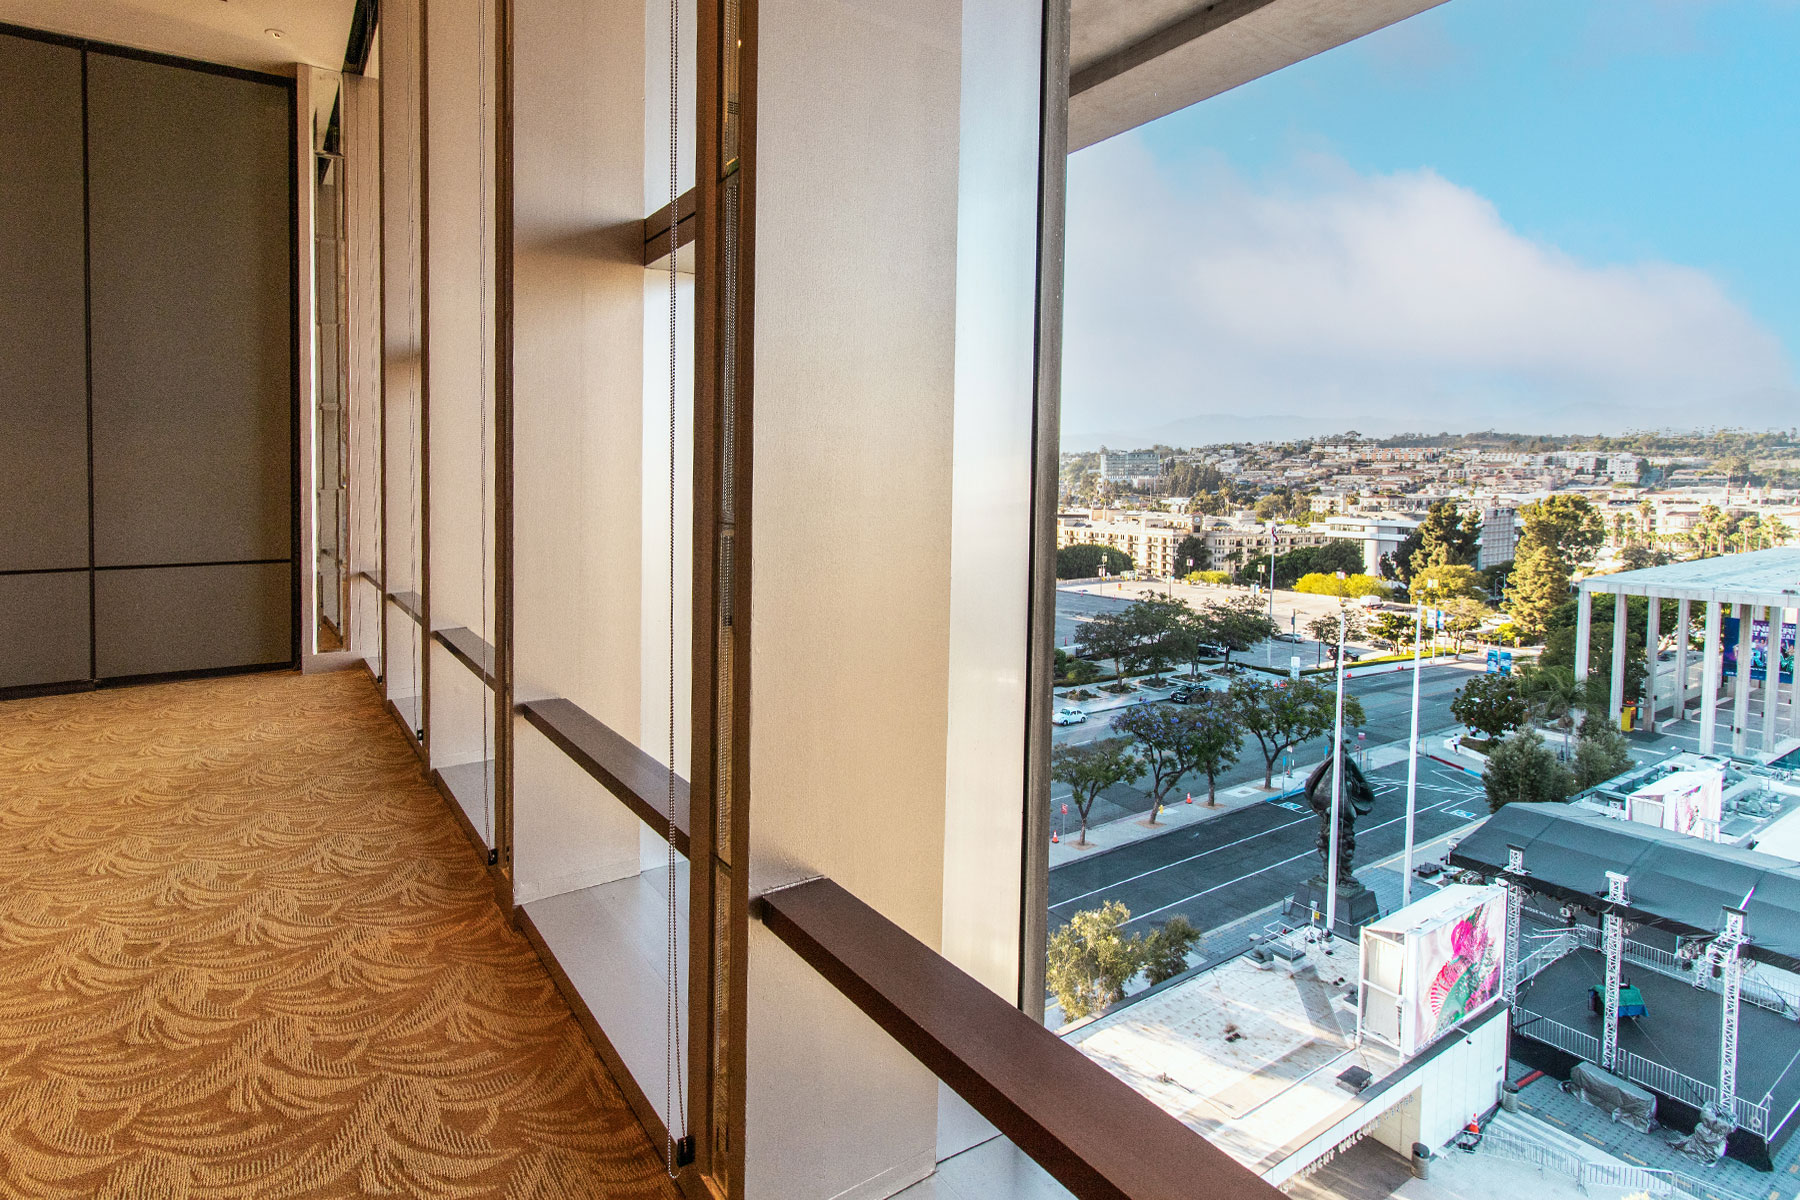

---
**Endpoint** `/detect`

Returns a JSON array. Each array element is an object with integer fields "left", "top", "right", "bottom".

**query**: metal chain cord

[
  {"left": 665, "top": 0, "right": 688, "bottom": 1174},
  {"left": 666, "top": 0, "right": 684, "bottom": 1173},
  {"left": 475, "top": 0, "right": 493, "bottom": 848},
  {"left": 404, "top": 0, "right": 422, "bottom": 727}
]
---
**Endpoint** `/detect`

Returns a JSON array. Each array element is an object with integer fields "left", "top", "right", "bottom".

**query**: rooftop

[{"left": 1580, "top": 547, "right": 1800, "bottom": 604}]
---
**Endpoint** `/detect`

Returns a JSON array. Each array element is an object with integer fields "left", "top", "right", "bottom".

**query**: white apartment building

[
  {"left": 1056, "top": 512, "right": 1195, "bottom": 577},
  {"left": 1477, "top": 506, "right": 1518, "bottom": 568},
  {"left": 1097, "top": 448, "right": 1163, "bottom": 483}
]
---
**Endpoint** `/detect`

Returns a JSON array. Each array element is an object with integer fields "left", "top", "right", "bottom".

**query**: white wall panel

[
  {"left": 344, "top": 73, "right": 385, "bottom": 674},
  {"left": 509, "top": 0, "right": 650, "bottom": 900}
]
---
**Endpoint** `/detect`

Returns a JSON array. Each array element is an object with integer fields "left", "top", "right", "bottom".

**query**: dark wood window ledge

[
  {"left": 386, "top": 590, "right": 425, "bottom": 626},
  {"left": 433, "top": 626, "right": 497, "bottom": 689},
  {"left": 517, "top": 697, "right": 690, "bottom": 856},
  {"left": 756, "top": 877, "right": 1283, "bottom": 1200}
]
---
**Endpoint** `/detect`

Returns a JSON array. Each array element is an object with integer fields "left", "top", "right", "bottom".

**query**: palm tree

[{"left": 1521, "top": 664, "right": 1582, "bottom": 761}]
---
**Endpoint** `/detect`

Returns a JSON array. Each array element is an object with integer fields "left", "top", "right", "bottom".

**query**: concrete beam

[{"left": 1068, "top": 0, "right": 1449, "bottom": 150}]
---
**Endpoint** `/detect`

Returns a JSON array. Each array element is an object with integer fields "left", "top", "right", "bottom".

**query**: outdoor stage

[{"left": 1514, "top": 948, "right": 1800, "bottom": 1171}]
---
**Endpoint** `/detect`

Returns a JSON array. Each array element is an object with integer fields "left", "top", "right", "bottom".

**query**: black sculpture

[{"left": 1304, "top": 743, "right": 1377, "bottom": 885}]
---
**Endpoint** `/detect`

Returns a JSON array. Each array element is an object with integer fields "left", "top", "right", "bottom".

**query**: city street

[
  {"left": 1053, "top": 662, "right": 1484, "bottom": 825},
  {"left": 1048, "top": 752, "right": 1488, "bottom": 935}
]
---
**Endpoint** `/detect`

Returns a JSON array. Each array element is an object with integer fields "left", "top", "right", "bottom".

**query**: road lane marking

[
  {"left": 1113, "top": 792, "right": 1466, "bottom": 926},
  {"left": 1051, "top": 761, "right": 1476, "bottom": 910}
]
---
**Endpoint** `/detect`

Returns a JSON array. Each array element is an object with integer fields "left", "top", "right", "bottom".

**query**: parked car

[
  {"left": 1051, "top": 707, "right": 1087, "bottom": 726},
  {"left": 1272, "top": 631, "right": 1303, "bottom": 643},
  {"left": 1168, "top": 685, "right": 1201, "bottom": 704}
]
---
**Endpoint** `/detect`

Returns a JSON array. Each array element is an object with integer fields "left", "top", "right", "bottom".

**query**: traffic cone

[
  {"left": 1185, "top": 792, "right": 1193, "bottom": 804},
  {"left": 1051, "top": 830, "right": 1059, "bottom": 844}
]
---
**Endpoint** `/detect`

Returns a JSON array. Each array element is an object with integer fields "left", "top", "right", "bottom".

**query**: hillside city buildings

[{"left": 1061, "top": 434, "right": 1800, "bottom": 579}]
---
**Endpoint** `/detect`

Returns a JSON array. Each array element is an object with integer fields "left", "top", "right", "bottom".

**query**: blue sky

[{"left": 1061, "top": 0, "right": 1800, "bottom": 448}]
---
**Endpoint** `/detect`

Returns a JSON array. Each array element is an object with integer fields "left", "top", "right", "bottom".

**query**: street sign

[{"left": 1290, "top": 655, "right": 1301, "bottom": 680}]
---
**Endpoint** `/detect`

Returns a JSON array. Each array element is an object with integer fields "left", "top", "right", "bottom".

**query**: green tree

[
  {"left": 1173, "top": 533, "right": 1209, "bottom": 575},
  {"left": 1518, "top": 663, "right": 1582, "bottom": 759},
  {"left": 1049, "top": 737, "right": 1142, "bottom": 846},
  {"left": 1141, "top": 916, "right": 1202, "bottom": 985},
  {"left": 1046, "top": 903, "right": 1200, "bottom": 1020},
  {"left": 1202, "top": 593, "right": 1277, "bottom": 668},
  {"left": 1413, "top": 500, "right": 1482, "bottom": 571},
  {"left": 1450, "top": 672, "right": 1530, "bottom": 740},
  {"left": 1114, "top": 697, "right": 1240, "bottom": 812},
  {"left": 1410, "top": 564, "right": 1486, "bottom": 609},
  {"left": 1521, "top": 495, "right": 1606, "bottom": 571},
  {"left": 1441, "top": 597, "right": 1492, "bottom": 652},
  {"left": 1057, "top": 543, "right": 1133, "bottom": 580},
  {"left": 1482, "top": 729, "right": 1576, "bottom": 813},
  {"left": 1295, "top": 572, "right": 1387, "bottom": 599},
  {"left": 1078, "top": 610, "right": 1137, "bottom": 691},
  {"left": 1183, "top": 690, "right": 1244, "bottom": 806},
  {"left": 1229, "top": 677, "right": 1365, "bottom": 789},
  {"left": 1046, "top": 902, "right": 1141, "bottom": 1019},
  {"left": 1503, "top": 539, "right": 1569, "bottom": 642},
  {"left": 1120, "top": 596, "right": 1189, "bottom": 681},
  {"left": 1235, "top": 540, "right": 1363, "bottom": 588},
  {"left": 1573, "top": 724, "right": 1633, "bottom": 789},
  {"left": 1306, "top": 607, "right": 1368, "bottom": 657},
  {"left": 1508, "top": 496, "right": 1605, "bottom": 640},
  {"left": 1371, "top": 611, "right": 1415, "bottom": 653}
]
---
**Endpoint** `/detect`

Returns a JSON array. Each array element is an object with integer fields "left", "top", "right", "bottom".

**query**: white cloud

[{"left": 1061, "top": 136, "right": 1797, "bottom": 445}]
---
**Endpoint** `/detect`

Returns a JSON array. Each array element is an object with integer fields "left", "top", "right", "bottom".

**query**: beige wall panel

[
  {"left": 509, "top": 0, "right": 651, "bottom": 898},
  {"left": 513, "top": 721, "right": 648, "bottom": 902},
  {"left": 344, "top": 73, "right": 385, "bottom": 671},
  {"left": 424, "top": 0, "right": 496, "bottom": 644},
  {"left": 744, "top": 0, "right": 964, "bottom": 1195},
  {"left": 747, "top": 0, "right": 961, "bottom": 941},
  {"left": 382, "top": 0, "right": 425, "bottom": 699}
]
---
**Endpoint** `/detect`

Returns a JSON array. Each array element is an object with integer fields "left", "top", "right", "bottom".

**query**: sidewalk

[{"left": 1050, "top": 728, "right": 1474, "bottom": 867}]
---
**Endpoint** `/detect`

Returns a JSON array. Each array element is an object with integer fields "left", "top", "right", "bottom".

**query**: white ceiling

[{"left": 0, "top": 0, "right": 357, "bottom": 74}]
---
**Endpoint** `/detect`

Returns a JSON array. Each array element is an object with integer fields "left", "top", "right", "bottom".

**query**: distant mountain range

[{"left": 1059, "top": 412, "right": 1423, "bottom": 451}]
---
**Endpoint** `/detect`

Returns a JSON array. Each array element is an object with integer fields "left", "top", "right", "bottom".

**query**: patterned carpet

[{"left": 0, "top": 670, "right": 678, "bottom": 1200}]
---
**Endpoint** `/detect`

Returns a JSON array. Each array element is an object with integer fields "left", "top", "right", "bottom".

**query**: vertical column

[
  {"left": 1700, "top": 601, "right": 1722, "bottom": 754},
  {"left": 1643, "top": 592, "right": 1661, "bottom": 733},
  {"left": 1502, "top": 846, "right": 1525, "bottom": 1004},
  {"left": 1601, "top": 871, "right": 1628, "bottom": 1072},
  {"left": 1573, "top": 586, "right": 1594, "bottom": 685},
  {"left": 1610, "top": 592, "right": 1629, "bottom": 730},
  {"left": 1717, "top": 907, "right": 1746, "bottom": 1132},
  {"left": 1764, "top": 606, "right": 1781, "bottom": 754},
  {"left": 1734, "top": 603, "right": 1754, "bottom": 756},
  {"left": 1675, "top": 598, "right": 1692, "bottom": 723}
]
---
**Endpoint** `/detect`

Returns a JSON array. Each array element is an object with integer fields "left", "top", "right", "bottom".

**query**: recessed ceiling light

[{"left": 265, "top": 28, "right": 285, "bottom": 39}]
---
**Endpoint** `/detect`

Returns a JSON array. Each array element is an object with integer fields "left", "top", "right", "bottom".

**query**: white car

[{"left": 1051, "top": 707, "right": 1087, "bottom": 726}]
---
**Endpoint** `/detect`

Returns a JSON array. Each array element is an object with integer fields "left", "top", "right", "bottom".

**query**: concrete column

[
  {"left": 1700, "top": 601, "right": 1722, "bottom": 754},
  {"left": 1573, "top": 586, "right": 1594, "bottom": 685},
  {"left": 1643, "top": 592, "right": 1661, "bottom": 733},
  {"left": 1763, "top": 606, "right": 1781, "bottom": 753},
  {"left": 1674, "top": 598, "right": 1692, "bottom": 723},
  {"left": 1734, "top": 604, "right": 1754, "bottom": 756},
  {"left": 1610, "top": 591, "right": 1629, "bottom": 730}
]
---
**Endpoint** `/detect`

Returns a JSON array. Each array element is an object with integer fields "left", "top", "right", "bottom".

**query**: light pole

[
  {"left": 1402, "top": 602, "right": 1424, "bottom": 908},
  {"left": 1325, "top": 604, "right": 1348, "bottom": 937}
]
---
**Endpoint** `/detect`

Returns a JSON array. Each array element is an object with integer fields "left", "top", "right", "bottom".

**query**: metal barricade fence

[{"left": 1513, "top": 1008, "right": 1601, "bottom": 1061}]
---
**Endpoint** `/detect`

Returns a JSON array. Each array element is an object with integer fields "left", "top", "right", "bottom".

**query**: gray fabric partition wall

[
  {"left": 0, "top": 34, "right": 89, "bottom": 690},
  {"left": 0, "top": 29, "right": 295, "bottom": 694}
]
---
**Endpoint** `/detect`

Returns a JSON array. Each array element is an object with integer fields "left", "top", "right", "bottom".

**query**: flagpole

[
  {"left": 1325, "top": 604, "right": 1347, "bottom": 936},
  {"left": 1403, "top": 603, "right": 1423, "bottom": 909}
]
